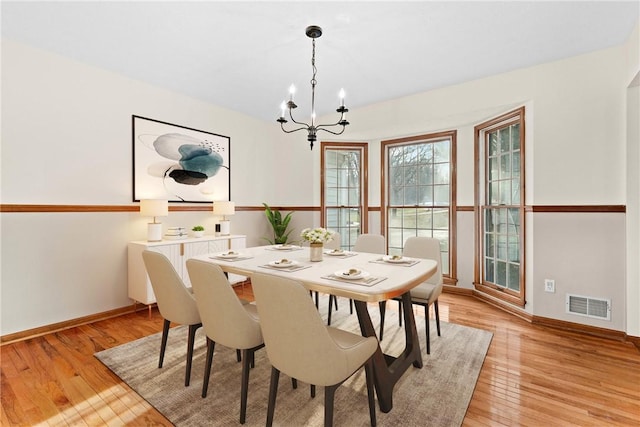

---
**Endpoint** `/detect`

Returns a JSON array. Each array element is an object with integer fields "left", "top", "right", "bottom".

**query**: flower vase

[{"left": 309, "top": 243, "right": 323, "bottom": 262}]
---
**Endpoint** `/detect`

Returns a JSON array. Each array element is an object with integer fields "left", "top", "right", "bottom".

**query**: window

[
  {"left": 474, "top": 107, "right": 525, "bottom": 306},
  {"left": 382, "top": 131, "right": 457, "bottom": 280},
  {"left": 321, "top": 142, "right": 368, "bottom": 250}
]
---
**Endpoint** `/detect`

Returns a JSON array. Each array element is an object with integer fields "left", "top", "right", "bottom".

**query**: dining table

[{"left": 191, "top": 244, "right": 437, "bottom": 413}]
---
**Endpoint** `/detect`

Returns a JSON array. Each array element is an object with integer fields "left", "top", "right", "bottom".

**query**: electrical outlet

[{"left": 544, "top": 279, "right": 555, "bottom": 293}]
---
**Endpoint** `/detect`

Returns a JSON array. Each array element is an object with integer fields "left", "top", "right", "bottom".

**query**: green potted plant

[
  {"left": 192, "top": 225, "right": 205, "bottom": 238},
  {"left": 262, "top": 203, "right": 293, "bottom": 245}
]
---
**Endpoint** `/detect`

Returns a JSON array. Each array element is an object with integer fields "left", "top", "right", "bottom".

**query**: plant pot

[
  {"left": 192, "top": 231, "right": 205, "bottom": 238},
  {"left": 309, "top": 243, "right": 323, "bottom": 262}
]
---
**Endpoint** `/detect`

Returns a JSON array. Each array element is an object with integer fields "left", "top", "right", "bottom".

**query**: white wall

[
  {"left": 2, "top": 29, "right": 637, "bottom": 336},
  {"left": 625, "top": 23, "right": 640, "bottom": 339}
]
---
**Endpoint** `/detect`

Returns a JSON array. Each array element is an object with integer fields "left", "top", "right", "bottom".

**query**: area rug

[{"left": 96, "top": 299, "right": 492, "bottom": 426}]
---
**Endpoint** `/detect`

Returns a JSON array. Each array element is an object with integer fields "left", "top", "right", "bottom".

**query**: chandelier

[{"left": 277, "top": 25, "right": 349, "bottom": 150}]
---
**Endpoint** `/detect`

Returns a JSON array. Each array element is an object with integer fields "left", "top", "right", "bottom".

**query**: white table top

[{"left": 192, "top": 245, "right": 437, "bottom": 303}]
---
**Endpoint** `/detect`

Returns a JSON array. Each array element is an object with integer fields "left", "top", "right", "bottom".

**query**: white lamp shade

[
  {"left": 213, "top": 201, "right": 235, "bottom": 216},
  {"left": 140, "top": 199, "right": 169, "bottom": 218}
]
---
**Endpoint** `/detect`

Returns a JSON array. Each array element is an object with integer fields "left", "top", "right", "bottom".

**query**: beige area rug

[{"left": 96, "top": 298, "right": 492, "bottom": 426}]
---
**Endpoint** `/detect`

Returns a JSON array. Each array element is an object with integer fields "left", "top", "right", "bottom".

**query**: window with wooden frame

[
  {"left": 474, "top": 107, "right": 526, "bottom": 306},
  {"left": 321, "top": 142, "right": 368, "bottom": 250},
  {"left": 381, "top": 131, "right": 457, "bottom": 282}
]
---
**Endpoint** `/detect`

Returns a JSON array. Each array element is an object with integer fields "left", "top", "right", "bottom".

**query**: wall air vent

[{"left": 566, "top": 294, "right": 611, "bottom": 321}]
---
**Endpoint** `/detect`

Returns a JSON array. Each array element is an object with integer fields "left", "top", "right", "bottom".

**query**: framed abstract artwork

[{"left": 132, "top": 115, "right": 230, "bottom": 202}]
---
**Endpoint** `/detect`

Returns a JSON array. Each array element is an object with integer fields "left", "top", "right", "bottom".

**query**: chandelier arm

[
  {"left": 280, "top": 122, "right": 311, "bottom": 134},
  {"left": 315, "top": 117, "right": 348, "bottom": 129},
  {"left": 287, "top": 110, "right": 311, "bottom": 127},
  {"left": 315, "top": 126, "right": 347, "bottom": 136}
]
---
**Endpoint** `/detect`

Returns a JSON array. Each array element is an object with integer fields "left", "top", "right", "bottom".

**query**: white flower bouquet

[{"left": 300, "top": 227, "right": 334, "bottom": 244}]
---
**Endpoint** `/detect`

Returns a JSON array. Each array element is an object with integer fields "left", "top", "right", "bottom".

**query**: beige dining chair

[
  {"left": 141, "top": 250, "right": 202, "bottom": 386},
  {"left": 328, "top": 233, "right": 386, "bottom": 325},
  {"left": 186, "top": 259, "right": 264, "bottom": 424},
  {"left": 252, "top": 272, "right": 378, "bottom": 427},
  {"left": 379, "top": 236, "right": 443, "bottom": 354}
]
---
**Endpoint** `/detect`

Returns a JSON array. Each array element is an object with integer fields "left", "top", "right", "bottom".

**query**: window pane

[
  {"left": 416, "top": 209, "right": 433, "bottom": 229},
  {"left": 388, "top": 208, "right": 403, "bottom": 227},
  {"left": 326, "top": 187, "right": 338, "bottom": 205},
  {"left": 512, "top": 151, "right": 521, "bottom": 175},
  {"left": 418, "top": 185, "right": 433, "bottom": 206},
  {"left": 485, "top": 209, "right": 495, "bottom": 232},
  {"left": 326, "top": 150, "right": 338, "bottom": 168},
  {"left": 338, "top": 188, "right": 349, "bottom": 205},
  {"left": 404, "top": 145, "right": 418, "bottom": 165},
  {"left": 500, "top": 153, "right": 511, "bottom": 179},
  {"left": 418, "top": 164, "right": 433, "bottom": 185},
  {"left": 500, "top": 180, "right": 511, "bottom": 205},
  {"left": 434, "top": 140, "right": 450, "bottom": 162},
  {"left": 499, "top": 128, "right": 510, "bottom": 153},
  {"left": 434, "top": 163, "right": 449, "bottom": 185},
  {"left": 404, "top": 186, "right": 417, "bottom": 205},
  {"left": 348, "top": 189, "right": 360, "bottom": 206},
  {"left": 433, "top": 208, "right": 449, "bottom": 229},
  {"left": 489, "top": 132, "right": 498, "bottom": 156},
  {"left": 485, "top": 258, "right": 494, "bottom": 282},
  {"left": 511, "top": 124, "right": 520, "bottom": 150},
  {"left": 490, "top": 182, "right": 500, "bottom": 204},
  {"left": 512, "top": 180, "right": 520, "bottom": 204},
  {"left": 434, "top": 185, "right": 449, "bottom": 205},
  {"left": 389, "top": 147, "right": 404, "bottom": 166},
  {"left": 496, "top": 261, "right": 507, "bottom": 287},
  {"left": 389, "top": 186, "right": 403, "bottom": 205},
  {"left": 405, "top": 165, "right": 418, "bottom": 185},
  {"left": 485, "top": 233, "right": 494, "bottom": 257},
  {"left": 508, "top": 263, "right": 520, "bottom": 291},
  {"left": 489, "top": 157, "right": 499, "bottom": 181}
]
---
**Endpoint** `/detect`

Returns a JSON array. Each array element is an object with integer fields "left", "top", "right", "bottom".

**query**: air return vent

[{"left": 566, "top": 294, "right": 611, "bottom": 321}]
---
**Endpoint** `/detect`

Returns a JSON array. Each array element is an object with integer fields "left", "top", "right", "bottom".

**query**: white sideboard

[{"left": 128, "top": 235, "right": 246, "bottom": 306}]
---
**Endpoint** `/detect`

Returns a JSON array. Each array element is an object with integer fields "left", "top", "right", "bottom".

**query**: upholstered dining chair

[
  {"left": 328, "top": 234, "right": 386, "bottom": 325},
  {"left": 141, "top": 250, "right": 202, "bottom": 387},
  {"left": 186, "top": 259, "right": 264, "bottom": 424},
  {"left": 252, "top": 272, "right": 378, "bottom": 427},
  {"left": 379, "top": 236, "right": 443, "bottom": 354}
]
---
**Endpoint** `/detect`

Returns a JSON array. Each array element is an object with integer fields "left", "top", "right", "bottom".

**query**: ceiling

[{"left": 2, "top": 1, "right": 639, "bottom": 123}]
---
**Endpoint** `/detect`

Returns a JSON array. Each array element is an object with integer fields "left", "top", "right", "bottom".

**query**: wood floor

[{"left": 2, "top": 288, "right": 639, "bottom": 426}]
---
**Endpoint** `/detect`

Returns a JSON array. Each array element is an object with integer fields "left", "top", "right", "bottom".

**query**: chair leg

[
  {"left": 324, "top": 384, "right": 338, "bottom": 427},
  {"left": 266, "top": 367, "right": 280, "bottom": 427},
  {"left": 434, "top": 300, "right": 441, "bottom": 336},
  {"left": 349, "top": 299, "right": 353, "bottom": 314},
  {"left": 311, "top": 384, "right": 316, "bottom": 398},
  {"left": 398, "top": 300, "right": 403, "bottom": 327},
  {"left": 333, "top": 295, "right": 338, "bottom": 310},
  {"left": 236, "top": 349, "right": 242, "bottom": 362},
  {"left": 158, "top": 318, "right": 170, "bottom": 368},
  {"left": 240, "top": 349, "right": 251, "bottom": 424},
  {"left": 378, "top": 301, "right": 387, "bottom": 341},
  {"left": 364, "top": 360, "right": 377, "bottom": 427},
  {"left": 425, "top": 305, "right": 431, "bottom": 355},
  {"left": 202, "top": 338, "right": 216, "bottom": 398},
  {"left": 185, "top": 323, "right": 201, "bottom": 386},
  {"left": 291, "top": 378, "right": 297, "bottom": 389}
]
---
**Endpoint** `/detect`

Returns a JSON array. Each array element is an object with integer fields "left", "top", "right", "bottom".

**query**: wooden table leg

[{"left": 353, "top": 292, "right": 422, "bottom": 413}]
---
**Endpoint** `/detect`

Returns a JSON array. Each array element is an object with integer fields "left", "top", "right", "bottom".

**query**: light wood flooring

[{"left": 2, "top": 288, "right": 639, "bottom": 426}]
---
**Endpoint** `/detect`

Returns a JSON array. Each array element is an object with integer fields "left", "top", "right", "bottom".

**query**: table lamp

[
  {"left": 140, "top": 199, "right": 168, "bottom": 242},
  {"left": 213, "top": 201, "right": 235, "bottom": 235}
]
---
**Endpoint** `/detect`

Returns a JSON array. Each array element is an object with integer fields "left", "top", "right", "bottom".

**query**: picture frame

[{"left": 132, "top": 115, "right": 230, "bottom": 203}]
